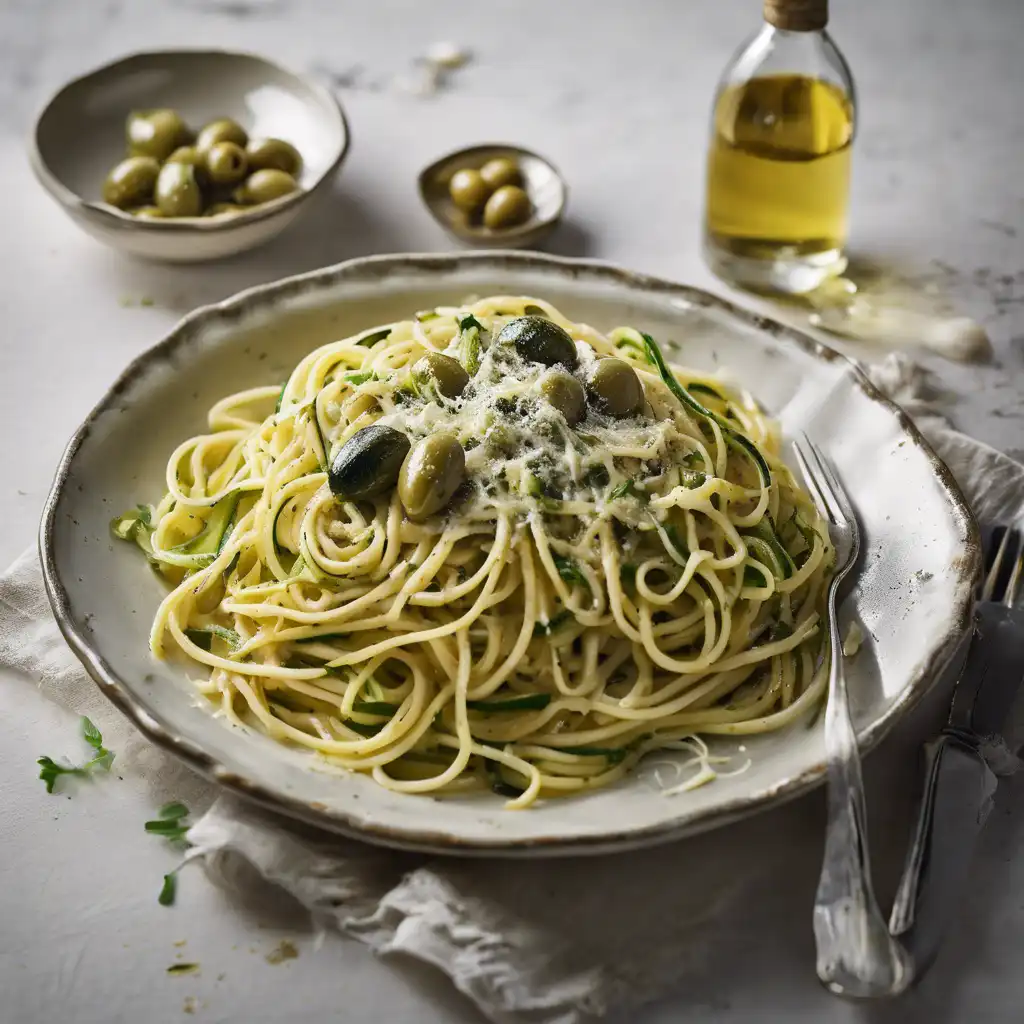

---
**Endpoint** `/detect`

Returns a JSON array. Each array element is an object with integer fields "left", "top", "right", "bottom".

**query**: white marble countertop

[{"left": 2, "top": 1, "right": 1022, "bottom": 1022}]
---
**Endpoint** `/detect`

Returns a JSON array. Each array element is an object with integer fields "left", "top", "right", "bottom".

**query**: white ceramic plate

[{"left": 40, "top": 253, "right": 979, "bottom": 856}]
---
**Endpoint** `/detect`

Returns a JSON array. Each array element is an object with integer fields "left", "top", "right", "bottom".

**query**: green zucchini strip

[{"left": 640, "top": 333, "right": 771, "bottom": 488}]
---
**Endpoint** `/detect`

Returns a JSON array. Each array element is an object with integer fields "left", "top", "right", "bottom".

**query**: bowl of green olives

[
  {"left": 30, "top": 50, "right": 350, "bottom": 262},
  {"left": 418, "top": 144, "right": 567, "bottom": 249}
]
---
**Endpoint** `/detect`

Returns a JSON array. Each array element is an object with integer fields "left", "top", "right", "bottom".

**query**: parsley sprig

[
  {"left": 145, "top": 802, "right": 192, "bottom": 843},
  {"left": 146, "top": 802, "right": 193, "bottom": 907},
  {"left": 37, "top": 716, "right": 115, "bottom": 793}
]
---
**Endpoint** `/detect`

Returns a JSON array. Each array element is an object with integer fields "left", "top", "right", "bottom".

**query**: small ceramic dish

[
  {"left": 418, "top": 143, "right": 567, "bottom": 249},
  {"left": 29, "top": 49, "right": 350, "bottom": 263}
]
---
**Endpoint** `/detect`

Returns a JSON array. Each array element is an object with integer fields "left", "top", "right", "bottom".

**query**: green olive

[
  {"left": 412, "top": 352, "right": 470, "bottom": 399},
  {"left": 484, "top": 423, "right": 517, "bottom": 455},
  {"left": 497, "top": 316, "right": 578, "bottom": 370},
  {"left": 479, "top": 157, "right": 522, "bottom": 190},
  {"left": 246, "top": 137, "right": 302, "bottom": 176},
  {"left": 538, "top": 368, "right": 586, "bottom": 426},
  {"left": 126, "top": 109, "right": 191, "bottom": 161},
  {"left": 482, "top": 185, "right": 532, "bottom": 230},
  {"left": 587, "top": 358, "right": 645, "bottom": 418},
  {"left": 102, "top": 156, "right": 160, "bottom": 209},
  {"left": 129, "top": 205, "right": 163, "bottom": 219},
  {"left": 154, "top": 161, "right": 203, "bottom": 217},
  {"left": 329, "top": 424, "right": 411, "bottom": 500},
  {"left": 205, "top": 202, "right": 246, "bottom": 218},
  {"left": 233, "top": 169, "right": 299, "bottom": 205},
  {"left": 399, "top": 433, "right": 466, "bottom": 521},
  {"left": 195, "top": 118, "right": 248, "bottom": 154},
  {"left": 448, "top": 168, "right": 491, "bottom": 213},
  {"left": 205, "top": 141, "right": 249, "bottom": 185}
]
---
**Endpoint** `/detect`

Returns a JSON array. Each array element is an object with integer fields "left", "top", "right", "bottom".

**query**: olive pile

[
  {"left": 501, "top": 316, "right": 645, "bottom": 421},
  {"left": 101, "top": 109, "right": 302, "bottom": 219},
  {"left": 447, "top": 156, "right": 533, "bottom": 230},
  {"left": 327, "top": 317, "right": 646, "bottom": 520}
]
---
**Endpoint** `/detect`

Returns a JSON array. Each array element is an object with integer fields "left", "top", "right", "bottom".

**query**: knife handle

[{"left": 889, "top": 730, "right": 997, "bottom": 975}]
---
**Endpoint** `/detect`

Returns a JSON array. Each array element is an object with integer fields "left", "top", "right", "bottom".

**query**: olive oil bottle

[{"left": 703, "top": 0, "right": 856, "bottom": 294}]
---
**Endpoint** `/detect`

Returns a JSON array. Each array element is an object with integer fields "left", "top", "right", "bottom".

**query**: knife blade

[{"left": 889, "top": 601, "right": 1024, "bottom": 976}]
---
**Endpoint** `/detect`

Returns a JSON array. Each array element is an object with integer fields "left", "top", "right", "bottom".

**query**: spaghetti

[{"left": 113, "top": 296, "right": 833, "bottom": 808}]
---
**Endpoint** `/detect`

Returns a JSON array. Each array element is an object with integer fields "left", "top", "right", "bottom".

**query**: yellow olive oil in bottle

[{"left": 703, "top": 0, "right": 856, "bottom": 294}]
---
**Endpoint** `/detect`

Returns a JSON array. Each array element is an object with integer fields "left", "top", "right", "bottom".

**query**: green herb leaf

[
  {"left": 358, "top": 328, "right": 392, "bottom": 347},
  {"left": 619, "top": 563, "right": 638, "bottom": 587},
  {"left": 552, "top": 554, "right": 591, "bottom": 593},
  {"left": 81, "top": 717, "right": 103, "bottom": 751},
  {"left": 532, "top": 609, "right": 573, "bottom": 637},
  {"left": 608, "top": 479, "right": 644, "bottom": 501},
  {"left": 344, "top": 720, "right": 384, "bottom": 737},
  {"left": 352, "top": 700, "right": 400, "bottom": 716},
  {"left": 582, "top": 464, "right": 611, "bottom": 488},
  {"left": 158, "top": 801, "right": 190, "bottom": 820},
  {"left": 145, "top": 819, "right": 190, "bottom": 841},
  {"left": 111, "top": 505, "right": 152, "bottom": 542},
  {"left": 37, "top": 718, "right": 115, "bottom": 793},
  {"left": 458, "top": 314, "right": 483, "bottom": 332},
  {"left": 158, "top": 873, "right": 178, "bottom": 907},
  {"left": 664, "top": 525, "right": 690, "bottom": 559},
  {"left": 184, "top": 626, "right": 241, "bottom": 651},
  {"left": 37, "top": 756, "right": 84, "bottom": 793},
  {"left": 343, "top": 370, "right": 375, "bottom": 386},
  {"left": 485, "top": 757, "right": 527, "bottom": 798},
  {"left": 146, "top": 801, "right": 191, "bottom": 843},
  {"left": 744, "top": 564, "right": 770, "bottom": 589},
  {"left": 275, "top": 382, "right": 287, "bottom": 413}
]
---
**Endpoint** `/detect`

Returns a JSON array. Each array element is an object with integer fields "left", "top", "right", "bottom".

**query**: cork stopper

[{"left": 764, "top": 0, "right": 828, "bottom": 32}]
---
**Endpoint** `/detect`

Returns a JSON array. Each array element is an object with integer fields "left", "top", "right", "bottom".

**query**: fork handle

[
  {"left": 888, "top": 731, "right": 997, "bottom": 974},
  {"left": 813, "top": 607, "right": 912, "bottom": 997}
]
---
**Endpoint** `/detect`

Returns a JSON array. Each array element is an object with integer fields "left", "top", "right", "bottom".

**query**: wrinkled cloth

[{"left": 3, "top": 353, "right": 1023, "bottom": 1024}]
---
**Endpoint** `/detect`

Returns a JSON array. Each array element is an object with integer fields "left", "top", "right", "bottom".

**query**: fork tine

[
  {"left": 807, "top": 440, "right": 854, "bottom": 526},
  {"left": 792, "top": 440, "right": 831, "bottom": 523},
  {"left": 1002, "top": 528, "right": 1024, "bottom": 608},
  {"left": 981, "top": 526, "right": 1013, "bottom": 603},
  {"left": 797, "top": 434, "right": 844, "bottom": 524}
]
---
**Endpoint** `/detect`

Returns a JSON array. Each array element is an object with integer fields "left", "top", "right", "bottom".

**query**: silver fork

[{"left": 792, "top": 434, "right": 912, "bottom": 997}]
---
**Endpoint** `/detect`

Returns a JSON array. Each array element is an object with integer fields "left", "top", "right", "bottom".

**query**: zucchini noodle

[{"left": 113, "top": 296, "right": 833, "bottom": 808}]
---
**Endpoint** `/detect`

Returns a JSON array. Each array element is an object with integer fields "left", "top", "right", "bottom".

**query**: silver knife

[{"left": 889, "top": 529, "right": 1024, "bottom": 978}]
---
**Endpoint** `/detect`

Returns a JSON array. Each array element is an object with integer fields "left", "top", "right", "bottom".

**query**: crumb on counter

[{"left": 265, "top": 939, "right": 299, "bottom": 965}]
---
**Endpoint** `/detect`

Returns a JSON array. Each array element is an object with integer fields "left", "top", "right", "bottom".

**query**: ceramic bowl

[
  {"left": 29, "top": 50, "right": 350, "bottom": 263},
  {"left": 419, "top": 144, "right": 567, "bottom": 248},
  {"left": 40, "top": 252, "right": 979, "bottom": 856}
]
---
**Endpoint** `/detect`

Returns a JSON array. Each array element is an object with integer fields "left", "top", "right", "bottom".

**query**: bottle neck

[{"left": 764, "top": 0, "right": 828, "bottom": 33}]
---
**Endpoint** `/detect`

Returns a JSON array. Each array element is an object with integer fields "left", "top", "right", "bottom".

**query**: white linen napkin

[{"left": 2, "top": 353, "right": 1022, "bottom": 1024}]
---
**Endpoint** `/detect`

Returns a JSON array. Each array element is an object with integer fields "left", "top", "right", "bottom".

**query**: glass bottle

[{"left": 703, "top": 0, "right": 856, "bottom": 295}]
